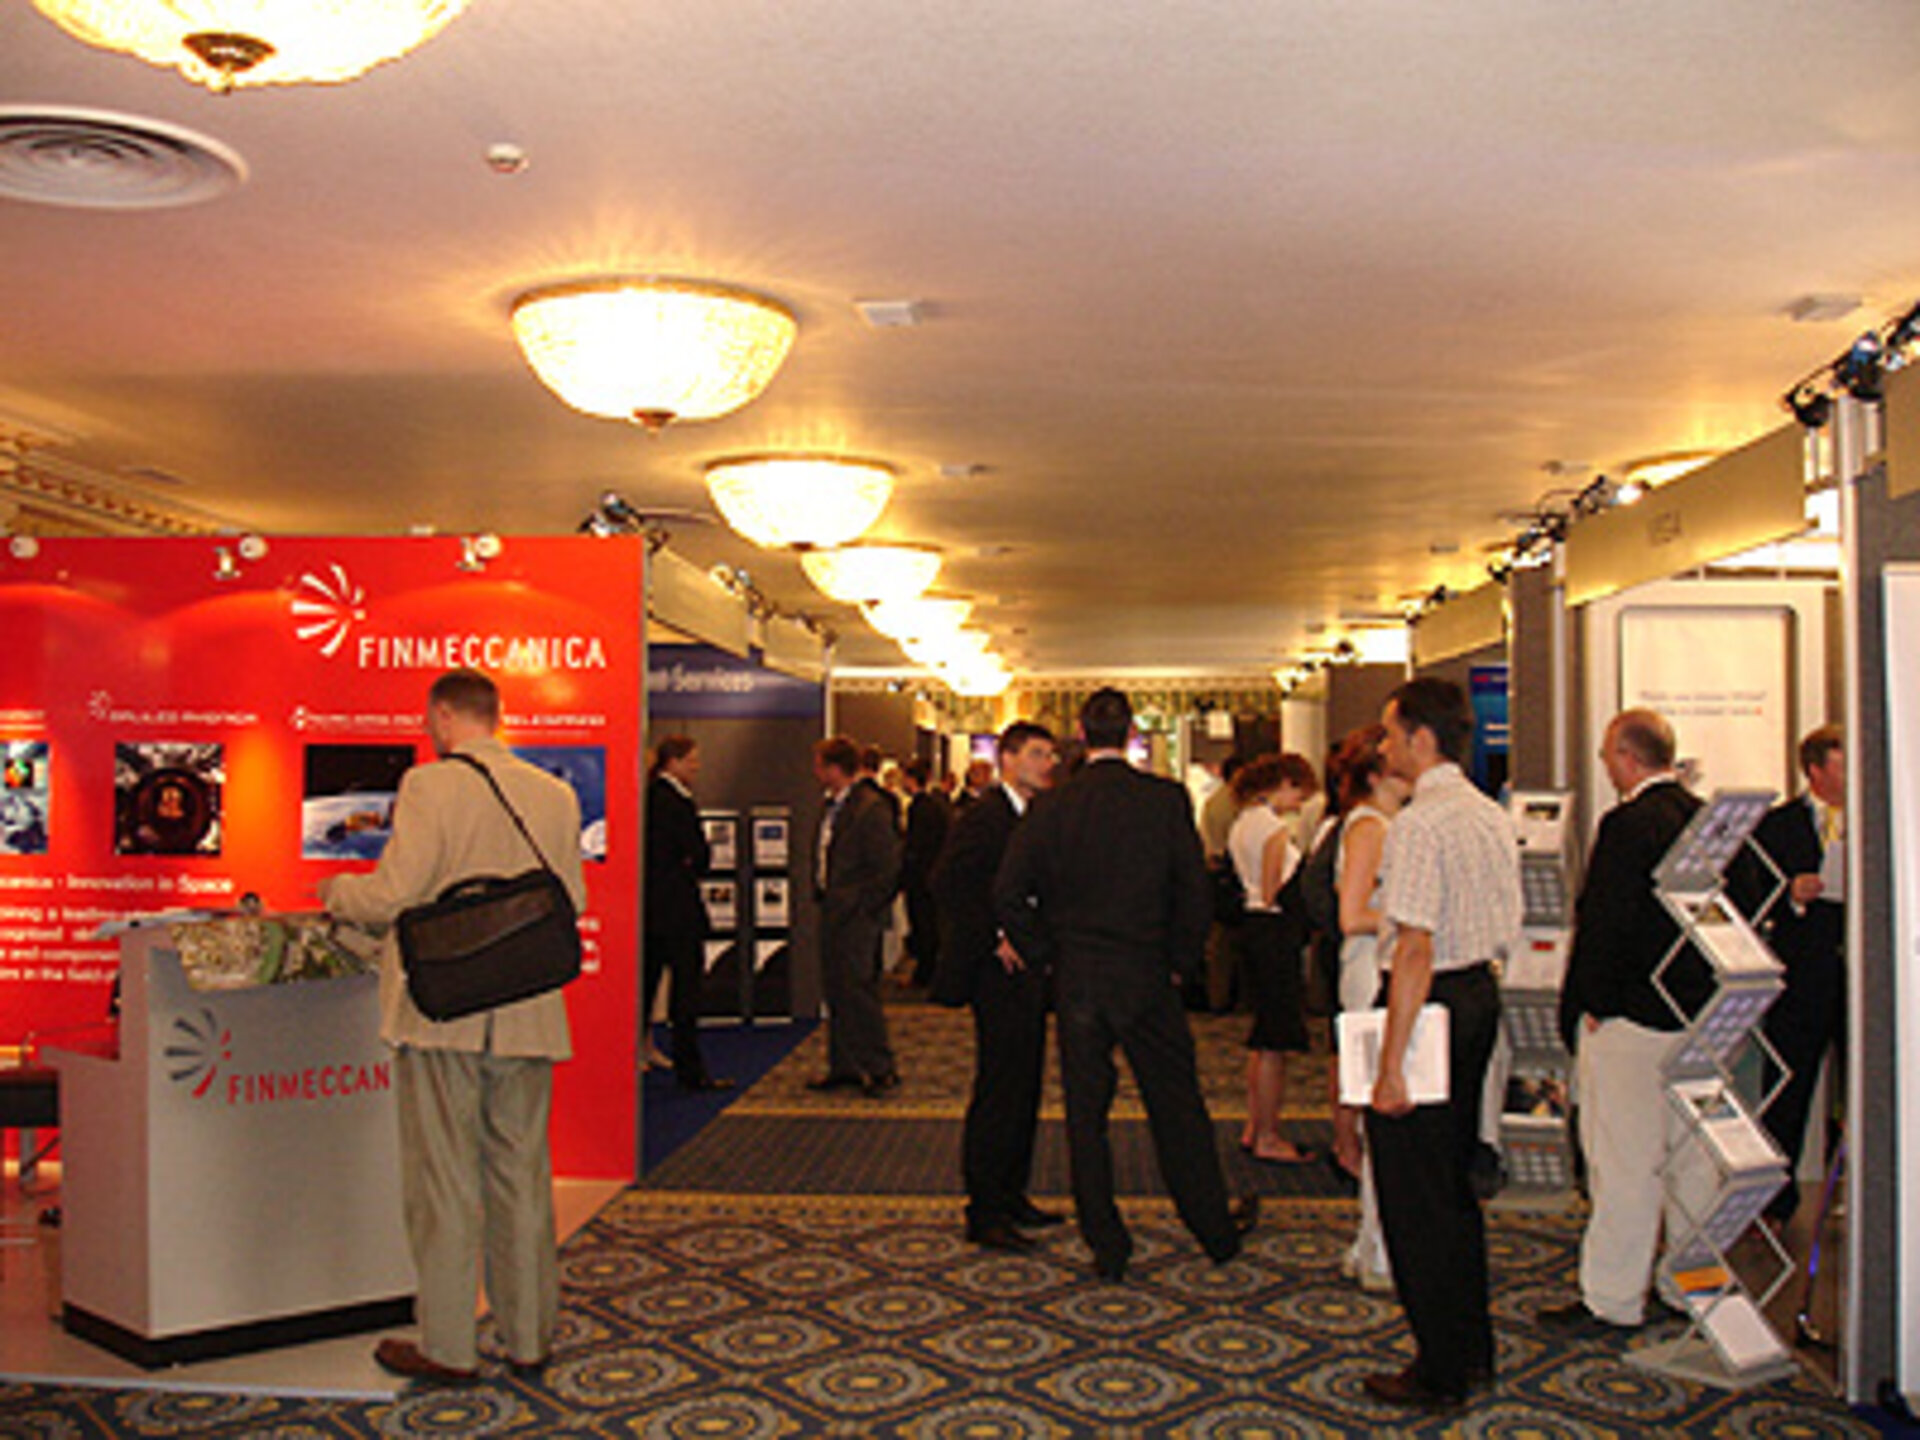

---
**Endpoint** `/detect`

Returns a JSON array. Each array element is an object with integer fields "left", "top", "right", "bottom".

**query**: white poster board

[
  {"left": 1619, "top": 606, "right": 1793, "bottom": 799},
  {"left": 1883, "top": 567, "right": 1920, "bottom": 1399}
]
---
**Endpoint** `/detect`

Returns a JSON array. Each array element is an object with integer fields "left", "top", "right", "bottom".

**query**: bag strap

[{"left": 445, "top": 752, "right": 559, "bottom": 878}]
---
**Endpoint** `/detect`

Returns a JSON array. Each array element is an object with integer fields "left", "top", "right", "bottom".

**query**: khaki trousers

[
  {"left": 1576, "top": 1018, "right": 1683, "bottom": 1326},
  {"left": 397, "top": 1046, "right": 558, "bottom": 1370}
]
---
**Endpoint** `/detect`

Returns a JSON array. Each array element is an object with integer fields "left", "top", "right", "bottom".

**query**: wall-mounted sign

[
  {"left": 1565, "top": 426, "right": 1809, "bottom": 607},
  {"left": 0, "top": 535, "right": 643, "bottom": 1178},
  {"left": 649, "top": 643, "right": 826, "bottom": 720}
]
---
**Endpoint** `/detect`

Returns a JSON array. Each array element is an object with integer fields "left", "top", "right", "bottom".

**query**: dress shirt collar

[
  {"left": 1410, "top": 760, "right": 1467, "bottom": 800},
  {"left": 1001, "top": 780, "right": 1028, "bottom": 817},
  {"left": 1622, "top": 770, "right": 1679, "bottom": 804},
  {"left": 662, "top": 773, "right": 693, "bottom": 801}
]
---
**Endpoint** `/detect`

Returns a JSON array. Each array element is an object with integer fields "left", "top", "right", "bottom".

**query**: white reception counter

[{"left": 54, "top": 916, "right": 412, "bottom": 1367}]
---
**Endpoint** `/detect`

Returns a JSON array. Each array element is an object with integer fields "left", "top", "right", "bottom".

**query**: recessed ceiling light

[
  {"left": 854, "top": 298, "right": 924, "bottom": 329},
  {"left": 938, "top": 462, "right": 985, "bottom": 480},
  {"left": 1785, "top": 294, "right": 1861, "bottom": 324}
]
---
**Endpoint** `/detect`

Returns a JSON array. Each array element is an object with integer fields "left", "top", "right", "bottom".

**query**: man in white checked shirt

[{"left": 1361, "top": 678, "right": 1522, "bottom": 1412}]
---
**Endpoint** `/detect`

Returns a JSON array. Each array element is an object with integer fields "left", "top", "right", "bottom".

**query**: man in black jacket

[
  {"left": 812, "top": 736, "right": 903, "bottom": 1097},
  {"left": 1538, "top": 709, "right": 1707, "bottom": 1336},
  {"left": 901, "top": 757, "right": 953, "bottom": 988},
  {"left": 644, "top": 736, "right": 731, "bottom": 1090},
  {"left": 931, "top": 720, "right": 1059, "bottom": 1251},
  {"left": 1731, "top": 724, "right": 1845, "bottom": 1222},
  {"left": 995, "top": 689, "right": 1255, "bottom": 1281}
]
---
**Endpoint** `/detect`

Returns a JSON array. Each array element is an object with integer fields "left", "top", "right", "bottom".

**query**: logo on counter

[
  {"left": 291, "top": 564, "right": 367, "bottom": 659},
  {"left": 164, "top": 1007, "right": 231, "bottom": 1100}
]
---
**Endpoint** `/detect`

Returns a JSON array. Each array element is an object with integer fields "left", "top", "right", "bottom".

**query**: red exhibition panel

[{"left": 0, "top": 535, "right": 644, "bottom": 1178}]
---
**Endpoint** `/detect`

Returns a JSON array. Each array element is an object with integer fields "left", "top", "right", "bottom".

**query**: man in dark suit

[
  {"left": 644, "top": 736, "right": 731, "bottom": 1091},
  {"left": 811, "top": 735, "right": 903, "bottom": 1097},
  {"left": 901, "top": 756, "right": 953, "bottom": 988},
  {"left": 931, "top": 720, "right": 1061, "bottom": 1251},
  {"left": 1537, "top": 709, "right": 1707, "bottom": 1336},
  {"left": 995, "top": 688, "right": 1255, "bottom": 1281},
  {"left": 1732, "top": 723, "right": 1845, "bottom": 1222}
]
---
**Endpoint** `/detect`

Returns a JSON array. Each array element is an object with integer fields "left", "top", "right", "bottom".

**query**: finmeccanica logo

[
  {"left": 164, "top": 1007, "right": 230, "bottom": 1099},
  {"left": 164, "top": 1006, "right": 393, "bottom": 1107},
  {"left": 288, "top": 560, "right": 608, "bottom": 672},
  {"left": 290, "top": 564, "right": 367, "bottom": 659}
]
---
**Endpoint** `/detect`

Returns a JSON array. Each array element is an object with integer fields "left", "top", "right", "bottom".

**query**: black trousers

[
  {"left": 905, "top": 880, "right": 941, "bottom": 986},
  {"left": 1368, "top": 963, "right": 1500, "bottom": 1397},
  {"left": 644, "top": 927, "right": 709, "bottom": 1084},
  {"left": 963, "top": 957, "right": 1048, "bottom": 1228},
  {"left": 1057, "top": 973, "right": 1236, "bottom": 1268},
  {"left": 1760, "top": 944, "right": 1845, "bottom": 1202}
]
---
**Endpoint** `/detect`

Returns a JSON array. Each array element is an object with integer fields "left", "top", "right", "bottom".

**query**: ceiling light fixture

[
  {"left": 510, "top": 278, "right": 796, "bottom": 433},
  {"left": 901, "top": 628, "right": 991, "bottom": 667},
  {"left": 862, "top": 596, "right": 973, "bottom": 640},
  {"left": 29, "top": 0, "right": 471, "bottom": 92},
  {"left": 704, "top": 454, "right": 895, "bottom": 549},
  {"left": 800, "top": 543, "right": 940, "bottom": 604}
]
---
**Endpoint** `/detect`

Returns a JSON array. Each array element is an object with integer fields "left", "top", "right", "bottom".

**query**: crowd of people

[{"left": 331, "top": 667, "right": 1848, "bottom": 1408}]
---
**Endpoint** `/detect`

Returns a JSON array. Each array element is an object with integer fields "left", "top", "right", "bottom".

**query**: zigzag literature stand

[{"left": 1626, "top": 789, "right": 1798, "bottom": 1391}]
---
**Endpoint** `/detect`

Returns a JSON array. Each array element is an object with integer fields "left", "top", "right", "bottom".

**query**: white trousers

[{"left": 1576, "top": 1018, "right": 1683, "bottom": 1326}]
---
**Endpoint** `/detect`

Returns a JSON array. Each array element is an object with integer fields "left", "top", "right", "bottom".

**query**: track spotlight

[
  {"left": 1834, "top": 331, "right": 1884, "bottom": 403},
  {"left": 1784, "top": 384, "right": 1832, "bottom": 429}
]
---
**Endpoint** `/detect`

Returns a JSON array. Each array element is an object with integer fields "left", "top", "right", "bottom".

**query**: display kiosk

[
  {"left": 1495, "top": 791, "right": 1578, "bottom": 1206},
  {"left": 53, "top": 914, "right": 411, "bottom": 1367}
]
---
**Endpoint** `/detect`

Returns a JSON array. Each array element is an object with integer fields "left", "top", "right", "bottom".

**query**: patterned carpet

[{"left": 0, "top": 996, "right": 1874, "bottom": 1437}]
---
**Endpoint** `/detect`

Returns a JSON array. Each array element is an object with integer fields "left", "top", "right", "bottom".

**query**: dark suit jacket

[
  {"left": 1730, "top": 795, "right": 1844, "bottom": 969},
  {"left": 993, "top": 757, "right": 1210, "bottom": 1006},
  {"left": 903, "top": 789, "right": 953, "bottom": 891},
  {"left": 817, "top": 782, "right": 904, "bottom": 947},
  {"left": 1559, "top": 778, "right": 1709, "bottom": 1049},
  {"left": 645, "top": 774, "right": 709, "bottom": 939},
  {"left": 929, "top": 786, "right": 1016, "bottom": 1006}
]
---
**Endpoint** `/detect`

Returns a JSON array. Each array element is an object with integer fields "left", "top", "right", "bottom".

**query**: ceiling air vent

[{"left": 0, "top": 106, "right": 245, "bottom": 210}]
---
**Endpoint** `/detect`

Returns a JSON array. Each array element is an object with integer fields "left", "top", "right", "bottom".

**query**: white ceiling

[{"left": 3, "top": 1, "right": 1915, "bottom": 673}]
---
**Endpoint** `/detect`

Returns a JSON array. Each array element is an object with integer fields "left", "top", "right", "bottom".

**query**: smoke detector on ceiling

[{"left": 0, "top": 106, "right": 245, "bottom": 210}]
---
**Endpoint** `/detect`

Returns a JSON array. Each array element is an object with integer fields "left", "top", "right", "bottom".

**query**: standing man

[
  {"left": 900, "top": 756, "right": 954, "bottom": 988},
  {"left": 1537, "top": 710, "right": 1707, "bottom": 1337},
  {"left": 1198, "top": 754, "right": 1245, "bottom": 1014},
  {"left": 321, "top": 669, "right": 583, "bottom": 1385},
  {"left": 930, "top": 720, "right": 1061, "bottom": 1251},
  {"left": 995, "top": 688, "right": 1256, "bottom": 1282},
  {"left": 644, "top": 736, "right": 731, "bottom": 1091},
  {"left": 810, "top": 735, "right": 903, "bottom": 1097},
  {"left": 1363, "top": 678, "right": 1520, "bottom": 1410},
  {"left": 1734, "top": 723, "right": 1846, "bottom": 1222}
]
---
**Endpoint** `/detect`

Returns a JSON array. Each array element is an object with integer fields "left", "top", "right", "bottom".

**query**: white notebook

[{"left": 1336, "top": 1003, "right": 1451, "bottom": 1106}]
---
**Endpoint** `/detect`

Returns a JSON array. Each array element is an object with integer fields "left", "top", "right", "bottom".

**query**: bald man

[{"left": 1537, "top": 709, "right": 1710, "bottom": 1338}]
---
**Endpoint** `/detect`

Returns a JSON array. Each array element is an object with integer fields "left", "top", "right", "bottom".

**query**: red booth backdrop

[{"left": 0, "top": 535, "right": 643, "bottom": 1177}]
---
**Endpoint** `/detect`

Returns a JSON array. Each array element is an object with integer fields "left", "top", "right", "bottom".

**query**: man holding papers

[
  {"left": 1537, "top": 710, "right": 1706, "bottom": 1339},
  {"left": 1361, "top": 678, "right": 1521, "bottom": 1412}
]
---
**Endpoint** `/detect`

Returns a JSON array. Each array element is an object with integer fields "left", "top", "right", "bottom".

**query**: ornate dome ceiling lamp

[{"left": 511, "top": 278, "right": 797, "bottom": 434}]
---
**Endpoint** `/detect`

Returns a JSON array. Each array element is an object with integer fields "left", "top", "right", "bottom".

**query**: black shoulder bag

[{"left": 396, "top": 754, "right": 582, "bottom": 1022}]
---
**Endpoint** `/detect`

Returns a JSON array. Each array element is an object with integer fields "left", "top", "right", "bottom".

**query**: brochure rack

[{"left": 1627, "top": 790, "right": 1797, "bottom": 1391}]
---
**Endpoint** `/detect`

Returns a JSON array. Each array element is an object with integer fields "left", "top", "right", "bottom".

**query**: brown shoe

[
  {"left": 1361, "top": 1363, "right": 1464, "bottom": 1411},
  {"left": 374, "top": 1338, "right": 477, "bottom": 1385}
]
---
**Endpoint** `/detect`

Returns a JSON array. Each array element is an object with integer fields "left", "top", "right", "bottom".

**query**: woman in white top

[
  {"left": 1227, "top": 753, "right": 1320, "bottom": 1165},
  {"left": 1327, "top": 723, "right": 1409, "bottom": 1290}
]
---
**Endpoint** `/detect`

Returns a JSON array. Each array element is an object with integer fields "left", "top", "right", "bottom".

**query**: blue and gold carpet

[{"left": 0, "top": 1001, "right": 1873, "bottom": 1437}]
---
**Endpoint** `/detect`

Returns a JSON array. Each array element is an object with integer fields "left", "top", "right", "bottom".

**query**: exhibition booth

[{"left": 1, "top": 533, "right": 648, "bottom": 1362}]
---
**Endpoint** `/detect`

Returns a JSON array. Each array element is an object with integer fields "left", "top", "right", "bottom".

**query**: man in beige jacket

[{"left": 322, "top": 669, "right": 585, "bottom": 1384}]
